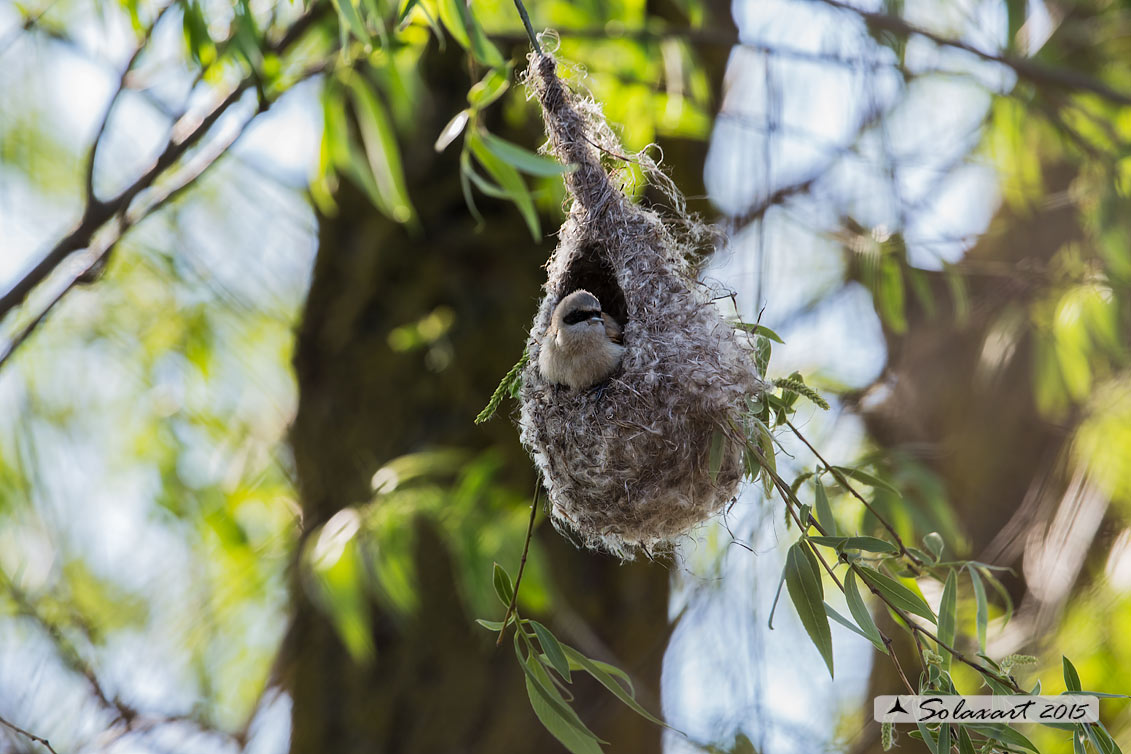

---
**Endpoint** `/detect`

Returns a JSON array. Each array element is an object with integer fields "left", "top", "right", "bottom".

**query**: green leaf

[
  {"left": 785, "top": 541, "right": 834, "bottom": 678},
  {"left": 344, "top": 75, "right": 416, "bottom": 223},
  {"left": 476, "top": 618, "right": 506, "bottom": 630},
  {"left": 937, "top": 569, "right": 957, "bottom": 671},
  {"left": 767, "top": 560, "right": 787, "bottom": 629},
  {"left": 1075, "top": 728, "right": 1090, "bottom": 754},
  {"left": 466, "top": 130, "right": 540, "bottom": 239},
  {"left": 736, "top": 322, "right": 785, "bottom": 343},
  {"left": 855, "top": 565, "right": 937, "bottom": 624},
  {"left": 807, "top": 535, "right": 898, "bottom": 554},
  {"left": 708, "top": 429, "right": 726, "bottom": 483},
  {"left": 813, "top": 479, "right": 837, "bottom": 536},
  {"left": 958, "top": 727, "right": 976, "bottom": 754},
  {"left": 824, "top": 602, "right": 886, "bottom": 654},
  {"left": 1063, "top": 656, "right": 1082, "bottom": 693},
  {"left": 481, "top": 131, "right": 572, "bottom": 177},
  {"left": 923, "top": 531, "right": 944, "bottom": 561},
  {"left": 468, "top": 66, "right": 512, "bottom": 109},
  {"left": 843, "top": 569, "right": 888, "bottom": 654},
  {"left": 331, "top": 0, "right": 373, "bottom": 44},
  {"left": 493, "top": 562, "right": 514, "bottom": 607},
  {"left": 560, "top": 645, "right": 665, "bottom": 727},
  {"left": 832, "top": 466, "right": 901, "bottom": 496},
  {"left": 916, "top": 722, "right": 939, "bottom": 754},
  {"left": 434, "top": 109, "right": 469, "bottom": 153},
  {"left": 967, "top": 724, "right": 1038, "bottom": 752},
  {"left": 437, "top": 0, "right": 503, "bottom": 66},
  {"left": 967, "top": 564, "right": 988, "bottom": 653},
  {"left": 531, "top": 621, "right": 571, "bottom": 683},
  {"left": 521, "top": 652, "right": 605, "bottom": 754}
]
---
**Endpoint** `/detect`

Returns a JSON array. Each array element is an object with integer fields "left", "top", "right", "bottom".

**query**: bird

[{"left": 539, "top": 289, "right": 625, "bottom": 390}]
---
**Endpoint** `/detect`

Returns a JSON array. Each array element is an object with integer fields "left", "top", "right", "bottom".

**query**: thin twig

[
  {"left": 510, "top": 0, "right": 541, "bottom": 54},
  {"left": 497, "top": 477, "right": 541, "bottom": 647},
  {"left": 785, "top": 419, "right": 923, "bottom": 569},
  {"left": 0, "top": 714, "right": 60, "bottom": 754}
]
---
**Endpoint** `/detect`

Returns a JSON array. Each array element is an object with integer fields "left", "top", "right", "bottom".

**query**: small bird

[{"left": 539, "top": 289, "right": 625, "bottom": 390}]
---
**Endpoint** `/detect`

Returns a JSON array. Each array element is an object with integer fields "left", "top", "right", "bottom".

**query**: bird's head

[{"left": 552, "top": 290, "right": 607, "bottom": 340}]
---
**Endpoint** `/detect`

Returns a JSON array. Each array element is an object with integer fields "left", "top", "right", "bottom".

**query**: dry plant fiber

[{"left": 517, "top": 52, "right": 763, "bottom": 558}]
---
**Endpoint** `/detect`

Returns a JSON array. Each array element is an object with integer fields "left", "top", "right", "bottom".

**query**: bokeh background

[{"left": 0, "top": 0, "right": 1129, "bottom": 751}]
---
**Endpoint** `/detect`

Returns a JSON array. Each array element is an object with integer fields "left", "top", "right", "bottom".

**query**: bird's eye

[{"left": 563, "top": 309, "right": 599, "bottom": 325}]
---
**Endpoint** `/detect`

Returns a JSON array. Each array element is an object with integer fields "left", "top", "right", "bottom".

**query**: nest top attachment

[{"left": 517, "top": 54, "right": 762, "bottom": 558}]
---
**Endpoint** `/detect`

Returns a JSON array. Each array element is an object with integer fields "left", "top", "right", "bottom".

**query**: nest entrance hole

[{"left": 559, "top": 242, "right": 627, "bottom": 328}]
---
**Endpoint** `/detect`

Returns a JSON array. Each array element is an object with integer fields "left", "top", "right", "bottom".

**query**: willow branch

[
  {"left": 0, "top": 1, "right": 329, "bottom": 331},
  {"left": 0, "top": 714, "right": 59, "bottom": 754},
  {"left": 809, "top": 0, "right": 1131, "bottom": 107}
]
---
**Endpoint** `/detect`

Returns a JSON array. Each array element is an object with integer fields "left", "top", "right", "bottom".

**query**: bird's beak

[{"left": 588, "top": 313, "right": 603, "bottom": 323}]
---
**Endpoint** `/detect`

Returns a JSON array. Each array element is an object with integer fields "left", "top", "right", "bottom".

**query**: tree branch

[
  {"left": 0, "top": 713, "right": 60, "bottom": 754},
  {"left": 809, "top": 0, "right": 1131, "bottom": 107},
  {"left": 0, "top": 1, "right": 330, "bottom": 359}
]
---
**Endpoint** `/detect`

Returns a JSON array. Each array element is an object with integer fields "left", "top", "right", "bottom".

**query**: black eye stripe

[{"left": 563, "top": 309, "right": 600, "bottom": 325}]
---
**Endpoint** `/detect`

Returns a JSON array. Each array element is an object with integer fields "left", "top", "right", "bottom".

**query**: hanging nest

[{"left": 518, "top": 52, "right": 764, "bottom": 558}]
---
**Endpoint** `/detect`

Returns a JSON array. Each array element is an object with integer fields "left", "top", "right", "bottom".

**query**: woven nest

[{"left": 518, "top": 53, "right": 763, "bottom": 558}]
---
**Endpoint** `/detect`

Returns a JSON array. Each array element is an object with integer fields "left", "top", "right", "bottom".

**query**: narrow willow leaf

[
  {"left": 916, "top": 721, "right": 939, "bottom": 754},
  {"left": 345, "top": 75, "right": 416, "bottom": 223},
  {"left": 468, "top": 66, "right": 511, "bottom": 109},
  {"left": 467, "top": 130, "right": 539, "bottom": 239},
  {"left": 331, "top": 0, "right": 372, "bottom": 44},
  {"left": 833, "top": 466, "right": 901, "bottom": 496},
  {"left": 813, "top": 479, "right": 838, "bottom": 536},
  {"left": 759, "top": 429, "right": 776, "bottom": 499},
  {"left": 560, "top": 645, "right": 665, "bottom": 727},
  {"left": 967, "top": 724, "right": 1039, "bottom": 752},
  {"left": 437, "top": 0, "right": 503, "bottom": 66},
  {"left": 958, "top": 727, "right": 976, "bottom": 754},
  {"left": 768, "top": 560, "right": 787, "bottom": 629},
  {"left": 937, "top": 569, "right": 957, "bottom": 671},
  {"left": 937, "top": 723, "right": 951, "bottom": 754},
  {"left": 785, "top": 541, "right": 834, "bottom": 677},
  {"left": 530, "top": 621, "right": 571, "bottom": 683},
  {"left": 708, "top": 429, "right": 726, "bottom": 483},
  {"left": 562, "top": 650, "right": 634, "bottom": 696},
  {"left": 735, "top": 321, "right": 785, "bottom": 343},
  {"left": 967, "top": 563, "right": 988, "bottom": 652},
  {"left": 824, "top": 602, "right": 887, "bottom": 653},
  {"left": 1074, "top": 728, "right": 1089, "bottom": 754},
  {"left": 981, "top": 566, "right": 1015, "bottom": 626},
  {"left": 1063, "top": 656, "right": 1083, "bottom": 692},
  {"left": 492, "top": 562, "right": 514, "bottom": 607},
  {"left": 807, "top": 535, "right": 898, "bottom": 554},
  {"left": 472, "top": 619, "right": 504, "bottom": 633},
  {"left": 856, "top": 565, "right": 937, "bottom": 624},
  {"left": 843, "top": 570, "right": 888, "bottom": 654},
  {"left": 481, "top": 131, "right": 571, "bottom": 176},
  {"left": 434, "top": 109, "right": 469, "bottom": 153},
  {"left": 521, "top": 654, "right": 605, "bottom": 754}
]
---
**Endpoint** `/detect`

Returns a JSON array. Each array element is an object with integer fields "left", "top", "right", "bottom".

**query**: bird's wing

[{"left": 602, "top": 313, "right": 623, "bottom": 344}]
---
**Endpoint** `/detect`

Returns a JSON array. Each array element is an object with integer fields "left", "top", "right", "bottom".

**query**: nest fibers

[{"left": 518, "top": 52, "right": 763, "bottom": 558}]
